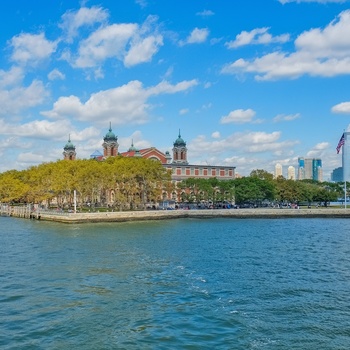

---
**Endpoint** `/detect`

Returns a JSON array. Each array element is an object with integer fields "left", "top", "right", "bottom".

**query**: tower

[
  {"left": 275, "top": 163, "right": 282, "bottom": 178},
  {"left": 102, "top": 123, "right": 119, "bottom": 157},
  {"left": 63, "top": 135, "right": 76, "bottom": 160},
  {"left": 172, "top": 130, "right": 188, "bottom": 165},
  {"left": 287, "top": 166, "right": 296, "bottom": 180}
]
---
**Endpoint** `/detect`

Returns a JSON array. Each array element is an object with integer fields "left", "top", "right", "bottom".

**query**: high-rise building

[
  {"left": 331, "top": 167, "right": 343, "bottom": 182},
  {"left": 298, "top": 157, "right": 322, "bottom": 181},
  {"left": 275, "top": 163, "right": 283, "bottom": 178},
  {"left": 287, "top": 166, "right": 296, "bottom": 180},
  {"left": 341, "top": 132, "right": 350, "bottom": 182}
]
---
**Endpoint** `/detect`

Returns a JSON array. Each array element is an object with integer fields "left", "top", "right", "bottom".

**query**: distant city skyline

[{"left": 1, "top": 1, "right": 350, "bottom": 178}]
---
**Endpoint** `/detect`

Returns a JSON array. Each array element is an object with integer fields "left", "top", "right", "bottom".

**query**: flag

[{"left": 337, "top": 133, "right": 345, "bottom": 154}]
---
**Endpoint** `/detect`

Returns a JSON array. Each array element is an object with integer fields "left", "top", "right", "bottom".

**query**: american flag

[{"left": 336, "top": 133, "right": 345, "bottom": 154}]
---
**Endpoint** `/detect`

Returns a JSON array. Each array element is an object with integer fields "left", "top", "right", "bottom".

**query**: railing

[{"left": 0, "top": 205, "right": 70, "bottom": 219}]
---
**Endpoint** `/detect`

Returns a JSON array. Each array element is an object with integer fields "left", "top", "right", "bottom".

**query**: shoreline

[{"left": 23, "top": 207, "right": 350, "bottom": 223}]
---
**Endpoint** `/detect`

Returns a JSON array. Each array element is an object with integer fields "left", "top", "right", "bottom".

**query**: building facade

[
  {"left": 331, "top": 167, "right": 343, "bottom": 182},
  {"left": 68, "top": 126, "right": 236, "bottom": 182},
  {"left": 298, "top": 157, "right": 323, "bottom": 182},
  {"left": 287, "top": 166, "right": 296, "bottom": 180},
  {"left": 274, "top": 163, "right": 282, "bottom": 179}
]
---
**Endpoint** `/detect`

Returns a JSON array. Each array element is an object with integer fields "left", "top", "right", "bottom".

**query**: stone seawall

[{"left": 34, "top": 208, "right": 350, "bottom": 224}]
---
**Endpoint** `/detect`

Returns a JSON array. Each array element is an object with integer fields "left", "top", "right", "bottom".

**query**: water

[{"left": 1, "top": 216, "right": 350, "bottom": 349}]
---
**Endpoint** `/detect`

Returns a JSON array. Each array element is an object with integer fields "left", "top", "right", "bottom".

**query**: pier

[{"left": 1, "top": 205, "right": 42, "bottom": 219}]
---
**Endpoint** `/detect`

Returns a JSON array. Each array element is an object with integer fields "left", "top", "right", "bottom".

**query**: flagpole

[{"left": 343, "top": 132, "right": 347, "bottom": 208}]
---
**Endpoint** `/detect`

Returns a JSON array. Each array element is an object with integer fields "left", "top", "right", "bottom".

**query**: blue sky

[{"left": 1, "top": 0, "right": 350, "bottom": 179}]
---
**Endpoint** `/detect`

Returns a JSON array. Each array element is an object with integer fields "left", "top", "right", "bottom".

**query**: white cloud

[
  {"left": 0, "top": 119, "right": 100, "bottom": 145},
  {"left": 41, "top": 79, "right": 198, "bottom": 126},
  {"left": 211, "top": 131, "right": 220, "bottom": 138},
  {"left": 220, "top": 109, "right": 256, "bottom": 124},
  {"left": 273, "top": 113, "right": 301, "bottom": 122},
  {"left": 179, "top": 108, "right": 189, "bottom": 115},
  {"left": 9, "top": 33, "right": 57, "bottom": 66},
  {"left": 0, "top": 77, "right": 48, "bottom": 116},
  {"left": 331, "top": 101, "right": 350, "bottom": 113},
  {"left": 124, "top": 34, "right": 163, "bottom": 67},
  {"left": 222, "top": 10, "right": 350, "bottom": 80},
  {"left": 73, "top": 23, "right": 137, "bottom": 68},
  {"left": 180, "top": 28, "right": 209, "bottom": 46},
  {"left": 72, "top": 15, "right": 163, "bottom": 68},
  {"left": 59, "top": 6, "right": 109, "bottom": 42},
  {"left": 306, "top": 142, "right": 330, "bottom": 158},
  {"left": 226, "top": 28, "right": 289, "bottom": 49},
  {"left": 48, "top": 69, "right": 65, "bottom": 81},
  {"left": 188, "top": 131, "right": 299, "bottom": 167},
  {"left": 196, "top": 10, "right": 215, "bottom": 17},
  {"left": 0, "top": 66, "right": 24, "bottom": 89}
]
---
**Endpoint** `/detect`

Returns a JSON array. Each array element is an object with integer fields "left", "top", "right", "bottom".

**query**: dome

[
  {"left": 64, "top": 136, "right": 75, "bottom": 150},
  {"left": 173, "top": 130, "right": 186, "bottom": 147},
  {"left": 128, "top": 140, "right": 137, "bottom": 152},
  {"left": 104, "top": 123, "right": 117, "bottom": 141}
]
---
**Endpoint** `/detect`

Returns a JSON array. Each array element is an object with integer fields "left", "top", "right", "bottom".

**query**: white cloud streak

[{"left": 222, "top": 10, "right": 350, "bottom": 80}]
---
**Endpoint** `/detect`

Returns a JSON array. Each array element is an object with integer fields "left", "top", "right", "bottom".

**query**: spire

[{"left": 128, "top": 139, "right": 137, "bottom": 152}]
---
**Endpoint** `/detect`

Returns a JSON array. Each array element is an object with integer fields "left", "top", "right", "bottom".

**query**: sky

[{"left": 1, "top": 0, "right": 350, "bottom": 179}]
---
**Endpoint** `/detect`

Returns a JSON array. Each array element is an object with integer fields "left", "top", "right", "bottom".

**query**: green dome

[
  {"left": 128, "top": 140, "right": 137, "bottom": 151},
  {"left": 174, "top": 130, "right": 186, "bottom": 146},
  {"left": 104, "top": 123, "right": 117, "bottom": 141},
  {"left": 64, "top": 136, "right": 75, "bottom": 150}
]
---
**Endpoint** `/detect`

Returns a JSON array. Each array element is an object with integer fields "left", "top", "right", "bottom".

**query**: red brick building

[{"left": 72, "top": 125, "right": 236, "bottom": 181}]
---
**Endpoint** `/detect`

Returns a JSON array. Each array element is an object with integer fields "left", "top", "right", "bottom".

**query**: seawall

[{"left": 25, "top": 208, "right": 350, "bottom": 223}]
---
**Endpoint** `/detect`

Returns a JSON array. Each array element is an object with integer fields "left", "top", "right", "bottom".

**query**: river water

[{"left": 1, "top": 216, "right": 350, "bottom": 349}]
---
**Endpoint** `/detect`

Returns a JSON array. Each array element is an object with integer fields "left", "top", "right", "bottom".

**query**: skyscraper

[
  {"left": 341, "top": 132, "right": 350, "bottom": 182},
  {"left": 275, "top": 163, "right": 283, "bottom": 178},
  {"left": 287, "top": 166, "right": 296, "bottom": 180},
  {"left": 298, "top": 157, "right": 322, "bottom": 181}
]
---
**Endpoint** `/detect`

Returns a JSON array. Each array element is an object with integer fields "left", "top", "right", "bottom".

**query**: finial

[
  {"left": 178, "top": 129, "right": 181, "bottom": 137},
  {"left": 68, "top": 134, "right": 71, "bottom": 142},
  {"left": 109, "top": 121, "right": 112, "bottom": 132}
]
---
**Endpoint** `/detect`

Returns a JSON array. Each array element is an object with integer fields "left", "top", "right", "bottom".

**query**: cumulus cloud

[
  {"left": 306, "top": 142, "right": 330, "bottom": 158},
  {"left": 0, "top": 74, "right": 47, "bottom": 116},
  {"left": 222, "top": 10, "right": 350, "bottom": 80},
  {"left": 59, "top": 5, "right": 109, "bottom": 42},
  {"left": 331, "top": 102, "right": 350, "bottom": 113},
  {"left": 180, "top": 28, "right": 209, "bottom": 46},
  {"left": 189, "top": 131, "right": 299, "bottom": 162},
  {"left": 9, "top": 33, "right": 58, "bottom": 66},
  {"left": 41, "top": 79, "right": 198, "bottom": 125},
  {"left": 220, "top": 109, "right": 256, "bottom": 124},
  {"left": 225, "top": 27, "right": 289, "bottom": 49},
  {"left": 71, "top": 15, "right": 163, "bottom": 68},
  {"left": 48, "top": 69, "right": 65, "bottom": 81},
  {"left": 124, "top": 34, "right": 163, "bottom": 67}
]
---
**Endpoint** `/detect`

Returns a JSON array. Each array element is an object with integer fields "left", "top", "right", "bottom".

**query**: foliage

[
  {"left": 0, "top": 157, "right": 170, "bottom": 209},
  {"left": 0, "top": 163, "right": 345, "bottom": 209}
]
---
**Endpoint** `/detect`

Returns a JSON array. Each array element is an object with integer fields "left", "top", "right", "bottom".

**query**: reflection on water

[{"left": 1, "top": 217, "right": 350, "bottom": 349}]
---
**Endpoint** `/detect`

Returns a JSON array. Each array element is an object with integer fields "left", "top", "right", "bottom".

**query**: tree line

[
  {"left": 180, "top": 169, "right": 344, "bottom": 207},
  {"left": 0, "top": 157, "right": 171, "bottom": 210},
  {"left": 0, "top": 160, "right": 345, "bottom": 209}
]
